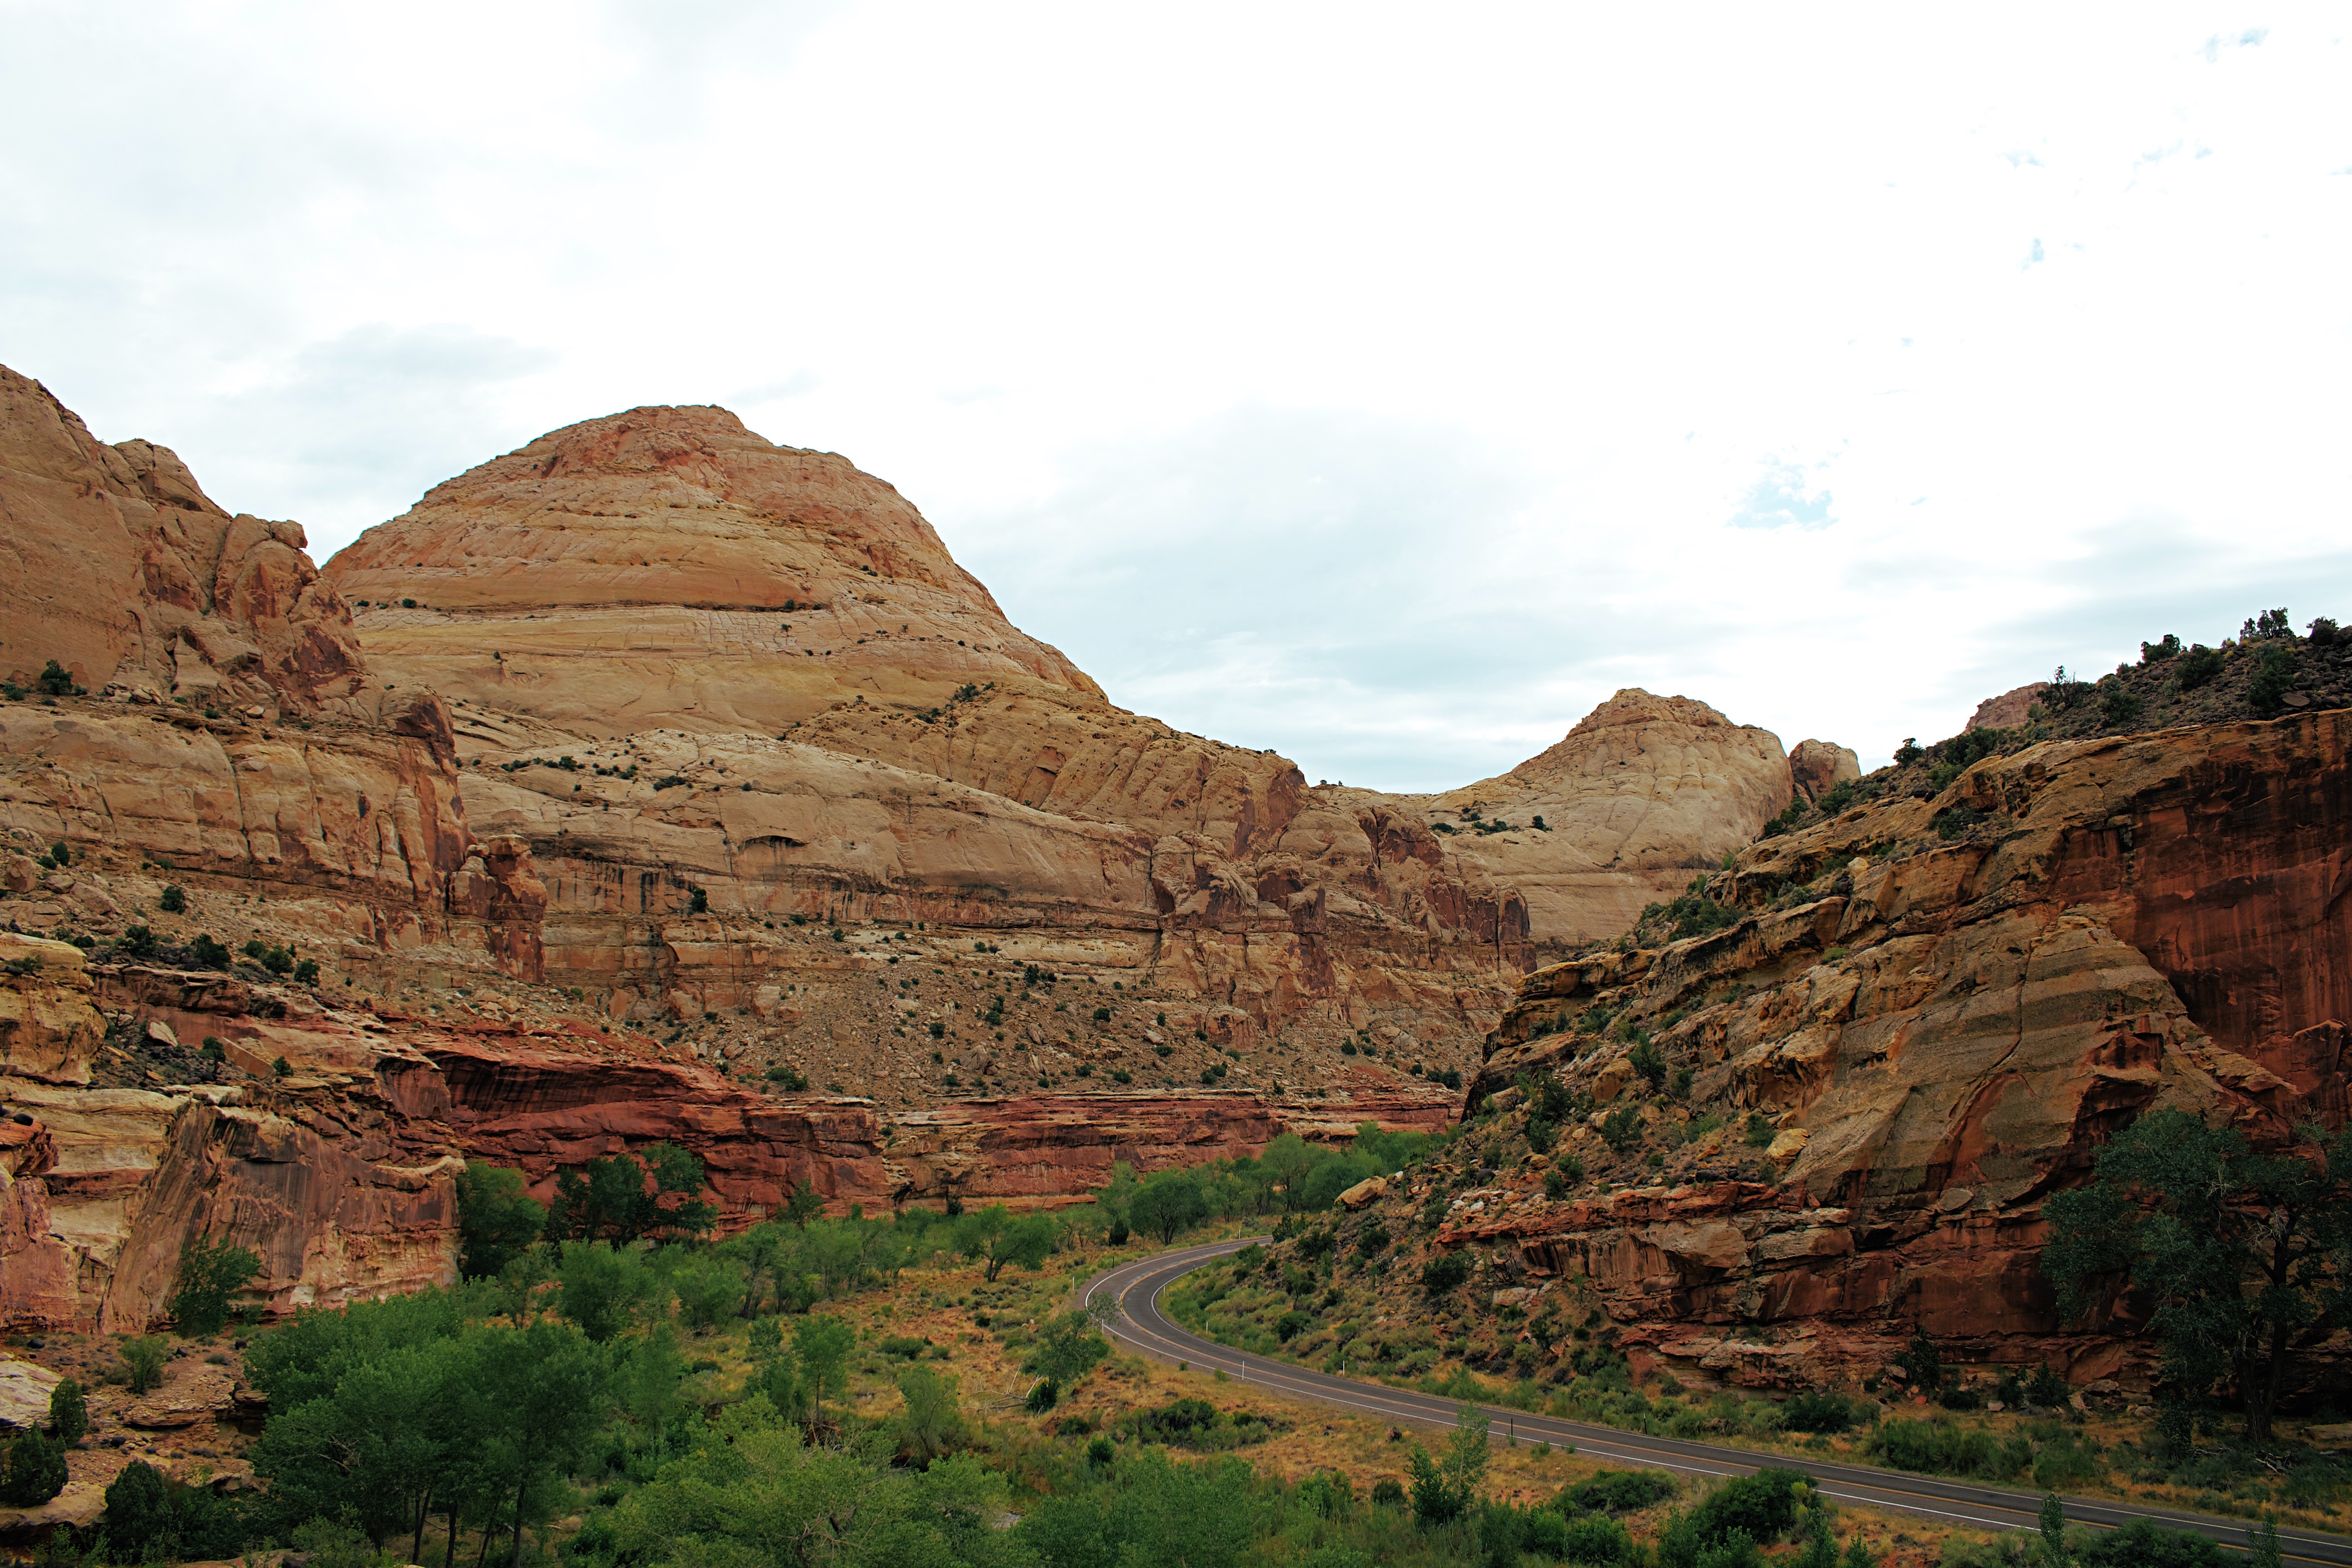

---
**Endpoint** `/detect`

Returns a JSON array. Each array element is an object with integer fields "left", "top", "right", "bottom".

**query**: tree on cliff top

[{"left": 2042, "top": 1108, "right": 2352, "bottom": 1441}]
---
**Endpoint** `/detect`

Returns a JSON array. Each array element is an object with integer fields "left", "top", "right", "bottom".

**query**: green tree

[
  {"left": 2249, "top": 1515, "right": 2284, "bottom": 1568},
  {"left": 784, "top": 1176, "right": 826, "bottom": 1229},
  {"left": 169, "top": 1234, "right": 261, "bottom": 1334},
  {"left": 2038, "top": 1493, "right": 2069, "bottom": 1567},
  {"left": 1129, "top": 1171, "right": 1209, "bottom": 1244},
  {"left": 953, "top": 1205, "right": 1058, "bottom": 1280},
  {"left": 103, "top": 1459, "right": 172, "bottom": 1553},
  {"left": 895, "top": 1362, "right": 966, "bottom": 1466},
  {"left": 0, "top": 1428, "right": 67, "bottom": 1506},
  {"left": 456, "top": 1163, "right": 545, "bottom": 1280},
  {"left": 2042, "top": 1108, "right": 2352, "bottom": 1440},
  {"left": 47, "top": 1376, "right": 87, "bottom": 1444},
  {"left": 554, "top": 1240, "right": 670, "bottom": 1342},
  {"left": 548, "top": 1143, "right": 713, "bottom": 1243},
  {"left": 793, "top": 1314, "right": 857, "bottom": 1413},
  {"left": 1406, "top": 1404, "right": 1491, "bottom": 1524},
  {"left": 473, "top": 1320, "right": 610, "bottom": 1568},
  {"left": 1030, "top": 1301, "right": 1114, "bottom": 1385}
]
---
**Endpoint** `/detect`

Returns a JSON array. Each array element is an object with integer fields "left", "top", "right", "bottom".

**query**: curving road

[{"left": 1084, "top": 1238, "right": 2352, "bottom": 1566}]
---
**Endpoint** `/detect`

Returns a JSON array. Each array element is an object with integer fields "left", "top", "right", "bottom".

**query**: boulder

[{"left": 1336, "top": 1176, "right": 1390, "bottom": 1210}]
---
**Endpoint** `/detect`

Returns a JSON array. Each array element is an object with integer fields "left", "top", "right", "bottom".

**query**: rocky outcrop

[
  {"left": 1788, "top": 740, "right": 1860, "bottom": 804},
  {"left": 1967, "top": 682, "right": 2049, "bottom": 733},
  {"left": 1453, "top": 710, "right": 2352, "bottom": 1388},
  {"left": 0, "top": 367, "right": 365, "bottom": 711},
  {"left": 1367, "top": 690, "right": 1798, "bottom": 949}
]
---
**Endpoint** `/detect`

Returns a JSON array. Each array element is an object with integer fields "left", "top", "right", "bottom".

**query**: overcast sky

[{"left": 5, "top": 4, "right": 2347, "bottom": 788}]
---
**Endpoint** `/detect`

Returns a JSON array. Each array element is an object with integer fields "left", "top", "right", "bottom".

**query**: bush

[
  {"left": 2175, "top": 643, "right": 2225, "bottom": 690},
  {"left": 1780, "top": 1390, "right": 1853, "bottom": 1433},
  {"left": 48, "top": 1376, "right": 87, "bottom": 1443},
  {"left": 189, "top": 934, "right": 232, "bottom": 969},
  {"left": 1276, "top": 1310, "right": 1311, "bottom": 1342},
  {"left": 1743, "top": 1112, "right": 1776, "bottom": 1147},
  {"left": 2032, "top": 1434, "right": 2102, "bottom": 1490},
  {"left": 158, "top": 884, "right": 187, "bottom": 913},
  {"left": 1684, "top": 1467, "right": 1809, "bottom": 1546},
  {"left": 1421, "top": 1252, "right": 1471, "bottom": 1297},
  {"left": 0, "top": 1428, "right": 67, "bottom": 1505},
  {"left": 2098, "top": 680, "right": 2144, "bottom": 727},
  {"left": 2073, "top": 1517, "right": 2230, "bottom": 1566},
  {"left": 2250, "top": 642, "right": 2297, "bottom": 715},
  {"left": 2312, "top": 616, "right": 2341, "bottom": 646},
  {"left": 1600, "top": 1106, "right": 1644, "bottom": 1154},
  {"left": 121, "top": 1335, "right": 169, "bottom": 1393},
  {"left": 1025, "top": 1377, "right": 1059, "bottom": 1413},
  {"left": 1868, "top": 1418, "right": 2030, "bottom": 1481},
  {"left": 2141, "top": 633, "right": 2181, "bottom": 663},
  {"left": 1560, "top": 1468, "right": 1679, "bottom": 1513},
  {"left": 36, "top": 660, "right": 79, "bottom": 697},
  {"left": 2025, "top": 1364, "right": 2069, "bottom": 1406},
  {"left": 1628, "top": 1042, "right": 1666, "bottom": 1088}
]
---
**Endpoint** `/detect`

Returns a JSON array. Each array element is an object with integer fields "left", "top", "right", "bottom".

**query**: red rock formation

[
  {"left": 1454, "top": 711, "right": 2352, "bottom": 1389},
  {"left": 0, "top": 367, "right": 364, "bottom": 711},
  {"left": 1966, "top": 682, "right": 2049, "bottom": 732}
]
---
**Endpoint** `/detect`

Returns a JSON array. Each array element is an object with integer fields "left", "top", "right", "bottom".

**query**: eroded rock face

[
  {"left": 1456, "top": 712, "right": 2352, "bottom": 1387},
  {"left": 0, "top": 372, "right": 1827, "bottom": 1331},
  {"left": 1788, "top": 739, "right": 1860, "bottom": 804},
  {"left": 0, "top": 367, "right": 365, "bottom": 710}
]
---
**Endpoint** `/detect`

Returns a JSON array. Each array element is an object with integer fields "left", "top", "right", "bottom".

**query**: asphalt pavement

[{"left": 1082, "top": 1237, "right": 2352, "bottom": 1566}]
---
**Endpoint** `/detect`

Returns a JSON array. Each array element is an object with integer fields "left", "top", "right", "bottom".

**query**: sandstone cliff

[
  {"left": 1446, "top": 710, "right": 2351, "bottom": 1388},
  {"left": 0, "top": 367, "right": 365, "bottom": 712},
  {"left": 0, "top": 372, "right": 1826, "bottom": 1332}
]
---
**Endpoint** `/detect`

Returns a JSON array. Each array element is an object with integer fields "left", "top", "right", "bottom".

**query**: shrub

[
  {"left": 2312, "top": 616, "right": 2341, "bottom": 646},
  {"left": 0, "top": 1428, "right": 67, "bottom": 1505},
  {"left": 2175, "top": 643, "right": 2225, "bottom": 690},
  {"left": 688, "top": 887, "right": 708, "bottom": 913},
  {"left": 1421, "top": 1252, "right": 1471, "bottom": 1297},
  {"left": 2141, "top": 633, "right": 2181, "bottom": 663},
  {"left": 1025, "top": 1377, "right": 1059, "bottom": 1413},
  {"left": 765, "top": 1065, "right": 810, "bottom": 1090},
  {"left": 117, "top": 924, "right": 159, "bottom": 958},
  {"left": 1560, "top": 1468, "right": 1679, "bottom": 1513},
  {"left": 118, "top": 1334, "right": 170, "bottom": 1393},
  {"left": 48, "top": 1376, "right": 87, "bottom": 1443},
  {"left": 1780, "top": 1390, "right": 1853, "bottom": 1433},
  {"left": 2250, "top": 642, "right": 2297, "bottom": 716},
  {"left": 1627, "top": 1042, "right": 1667, "bottom": 1089},
  {"left": 2025, "top": 1364, "right": 2069, "bottom": 1406},
  {"left": 1275, "top": 1310, "right": 1311, "bottom": 1343},
  {"left": 189, "top": 933, "right": 232, "bottom": 969},
  {"left": 1867, "top": 1418, "right": 2029, "bottom": 1481},
  {"left": 158, "top": 883, "right": 187, "bottom": 913},
  {"left": 1683, "top": 1466, "right": 1809, "bottom": 1546},
  {"left": 2073, "top": 1517, "right": 2230, "bottom": 1566},
  {"left": 1744, "top": 1112, "right": 1776, "bottom": 1147},
  {"left": 36, "top": 660, "right": 78, "bottom": 697},
  {"left": 1599, "top": 1106, "right": 1644, "bottom": 1153},
  {"left": 2098, "top": 680, "right": 2144, "bottom": 727},
  {"left": 2032, "top": 1434, "right": 2102, "bottom": 1490},
  {"left": 1526, "top": 1116, "right": 1559, "bottom": 1154}
]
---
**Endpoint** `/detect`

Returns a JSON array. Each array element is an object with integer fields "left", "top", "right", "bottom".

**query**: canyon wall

[
  {"left": 1446, "top": 712, "right": 2352, "bottom": 1388},
  {"left": 0, "top": 371, "right": 1811, "bottom": 1330}
]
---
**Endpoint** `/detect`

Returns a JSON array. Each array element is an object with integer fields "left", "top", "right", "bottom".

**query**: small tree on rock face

[
  {"left": 784, "top": 1177, "right": 825, "bottom": 1229},
  {"left": 168, "top": 1235, "right": 261, "bottom": 1335}
]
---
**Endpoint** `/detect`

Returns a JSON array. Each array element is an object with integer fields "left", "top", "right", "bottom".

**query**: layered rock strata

[{"left": 1450, "top": 711, "right": 2351, "bottom": 1387}]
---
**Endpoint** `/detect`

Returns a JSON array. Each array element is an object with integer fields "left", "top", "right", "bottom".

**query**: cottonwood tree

[{"left": 2042, "top": 1108, "right": 2352, "bottom": 1440}]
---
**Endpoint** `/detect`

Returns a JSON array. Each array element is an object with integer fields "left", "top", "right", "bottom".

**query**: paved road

[{"left": 1083, "top": 1238, "right": 2352, "bottom": 1566}]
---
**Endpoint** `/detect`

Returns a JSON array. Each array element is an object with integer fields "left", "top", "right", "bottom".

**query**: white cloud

[{"left": 2, "top": 1, "right": 2348, "bottom": 787}]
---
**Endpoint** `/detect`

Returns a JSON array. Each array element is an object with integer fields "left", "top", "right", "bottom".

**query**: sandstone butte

[
  {"left": 0, "top": 370, "right": 1831, "bottom": 1330},
  {"left": 1434, "top": 709, "right": 2351, "bottom": 1390}
]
